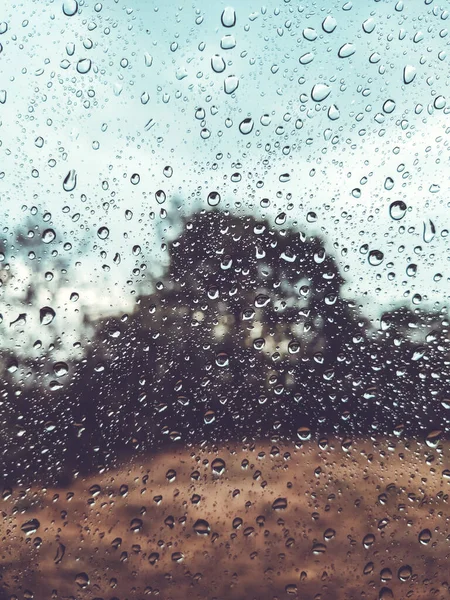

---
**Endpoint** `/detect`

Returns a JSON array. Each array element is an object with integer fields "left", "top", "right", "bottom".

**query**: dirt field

[{"left": 1, "top": 437, "right": 449, "bottom": 600}]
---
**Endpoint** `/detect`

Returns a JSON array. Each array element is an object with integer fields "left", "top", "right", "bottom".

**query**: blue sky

[{"left": 0, "top": 0, "right": 449, "bottom": 353}]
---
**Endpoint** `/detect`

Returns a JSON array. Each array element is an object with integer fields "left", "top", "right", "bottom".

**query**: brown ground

[{"left": 1, "top": 437, "right": 449, "bottom": 600}]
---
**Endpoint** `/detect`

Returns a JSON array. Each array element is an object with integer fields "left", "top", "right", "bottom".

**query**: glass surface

[{"left": 0, "top": 1, "right": 449, "bottom": 598}]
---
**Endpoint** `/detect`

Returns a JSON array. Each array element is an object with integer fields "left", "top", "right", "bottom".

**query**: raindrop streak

[
  {"left": 62, "top": 0, "right": 78, "bottom": 16},
  {"left": 40, "top": 307, "right": 56, "bottom": 325},
  {"left": 63, "top": 170, "right": 77, "bottom": 191}
]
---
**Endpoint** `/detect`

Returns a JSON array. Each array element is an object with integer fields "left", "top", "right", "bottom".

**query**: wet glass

[{"left": 0, "top": 1, "right": 449, "bottom": 599}]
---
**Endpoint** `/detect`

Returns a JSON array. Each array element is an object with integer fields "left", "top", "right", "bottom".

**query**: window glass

[{"left": 1, "top": 1, "right": 449, "bottom": 599}]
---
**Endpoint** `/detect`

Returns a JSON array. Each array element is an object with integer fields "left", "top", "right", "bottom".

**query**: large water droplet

[
  {"left": 368, "top": 250, "right": 384, "bottom": 266},
  {"left": 62, "top": 0, "right": 78, "bottom": 16},
  {"left": 303, "top": 27, "right": 318, "bottom": 41},
  {"left": 77, "top": 58, "right": 92, "bottom": 74},
  {"left": 322, "top": 16, "right": 337, "bottom": 33},
  {"left": 362, "top": 17, "right": 376, "bottom": 33},
  {"left": 40, "top": 306, "right": 55, "bottom": 325},
  {"left": 21, "top": 518, "right": 40, "bottom": 535},
  {"left": 221, "top": 7, "right": 236, "bottom": 27},
  {"left": 193, "top": 519, "right": 210, "bottom": 535},
  {"left": 207, "top": 191, "right": 221, "bottom": 207},
  {"left": 239, "top": 117, "right": 254, "bottom": 135},
  {"left": 224, "top": 75, "right": 239, "bottom": 94},
  {"left": 97, "top": 226, "right": 110, "bottom": 240},
  {"left": 403, "top": 65, "right": 416, "bottom": 84},
  {"left": 418, "top": 528, "right": 432, "bottom": 544},
  {"left": 211, "top": 457, "right": 226, "bottom": 475},
  {"left": 338, "top": 43, "right": 355, "bottom": 58},
  {"left": 311, "top": 83, "right": 331, "bottom": 102},
  {"left": 211, "top": 54, "right": 226, "bottom": 73},
  {"left": 389, "top": 200, "right": 406, "bottom": 220},
  {"left": 42, "top": 228, "right": 56, "bottom": 244}
]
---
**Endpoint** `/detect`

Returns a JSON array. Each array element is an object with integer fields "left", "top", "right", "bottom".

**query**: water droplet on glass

[
  {"left": 423, "top": 219, "right": 436, "bottom": 243},
  {"left": 221, "top": 7, "right": 236, "bottom": 27},
  {"left": 239, "top": 117, "right": 254, "bottom": 135},
  {"left": 311, "top": 83, "right": 331, "bottom": 102},
  {"left": 362, "top": 17, "right": 376, "bottom": 33},
  {"left": 211, "top": 457, "right": 226, "bottom": 475},
  {"left": 272, "top": 497, "right": 287, "bottom": 510},
  {"left": 368, "top": 250, "right": 384, "bottom": 266},
  {"left": 328, "top": 104, "right": 340, "bottom": 120},
  {"left": 220, "top": 35, "right": 236, "bottom": 50},
  {"left": 156, "top": 190, "right": 166, "bottom": 204},
  {"left": 54, "top": 362, "right": 69, "bottom": 377},
  {"left": 224, "top": 75, "right": 239, "bottom": 94},
  {"left": 75, "top": 572, "right": 90, "bottom": 588},
  {"left": 40, "top": 306, "right": 55, "bottom": 325},
  {"left": 77, "top": 58, "right": 92, "bottom": 74},
  {"left": 63, "top": 169, "right": 77, "bottom": 191},
  {"left": 299, "top": 52, "right": 314, "bottom": 65},
  {"left": 322, "top": 16, "right": 337, "bottom": 33},
  {"left": 297, "top": 426, "right": 311, "bottom": 441},
  {"left": 363, "top": 533, "right": 375, "bottom": 548},
  {"left": 97, "top": 226, "right": 109, "bottom": 240},
  {"left": 21, "top": 519, "right": 40, "bottom": 535},
  {"left": 62, "top": 0, "right": 78, "bottom": 17},
  {"left": 163, "top": 165, "right": 173, "bottom": 178},
  {"left": 398, "top": 565, "right": 412, "bottom": 581},
  {"left": 207, "top": 191, "right": 221, "bottom": 206},
  {"left": 434, "top": 95, "right": 446, "bottom": 109},
  {"left": 383, "top": 99, "right": 396, "bottom": 113},
  {"left": 54, "top": 542, "right": 66, "bottom": 564},
  {"left": 42, "top": 228, "right": 56, "bottom": 244},
  {"left": 303, "top": 27, "right": 318, "bottom": 41},
  {"left": 384, "top": 177, "right": 394, "bottom": 190},
  {"left": 403, "top": 65, "right": 416, "bottom": 84},
  {"left": 130, "top": 173, "right": 140, "bottom": 185},
  {"left": 130, "top": 518, "right": 143, "bottom": 533},
  {"left": 338, "top": 43, "right": 355, "bottom": 58},
  {"left": 389, "top": 200, "right": 406, "bottom": 220},
  {"left": 418, "top": 528, "right": 432, "bottom": 544},
  {"left": 193, "top": 519, "right": 210, "bottom": 535},
  {"left": 211, "top": 54, "right": 226, "bottom": 73}
]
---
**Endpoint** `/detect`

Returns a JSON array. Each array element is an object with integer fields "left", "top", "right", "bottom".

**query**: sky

[{"left": 0, "top": 0, "right": 449, "bottom": 355}]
